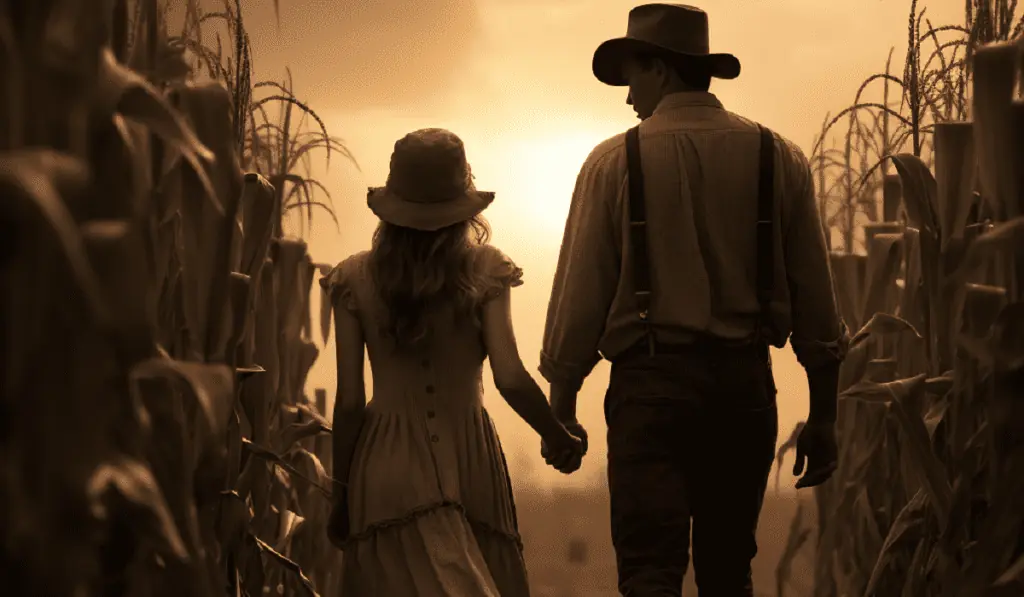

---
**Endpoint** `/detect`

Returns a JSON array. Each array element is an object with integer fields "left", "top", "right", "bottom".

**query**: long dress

[{"left": 320, "top": 243, "right": 532, "bottom": 597}]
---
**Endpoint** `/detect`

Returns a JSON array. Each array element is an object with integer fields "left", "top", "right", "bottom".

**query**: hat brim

[
  {"left": 367, "top": 187, "right": 495, "bottom": 232},
  {"left": 592, "top": 37, "right": 741, "bottom": 86}
]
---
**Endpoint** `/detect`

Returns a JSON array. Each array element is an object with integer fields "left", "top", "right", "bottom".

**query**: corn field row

[
  {"left": 1, "top": 0, "right": 350, "bottom": 595},
  {"left": 775, "top": 2, "right": 1024, "bottom": 595}
]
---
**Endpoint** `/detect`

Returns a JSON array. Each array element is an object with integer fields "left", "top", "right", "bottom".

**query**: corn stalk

[
  {"left": 0, "top": 1, "right": 349, "bottom": 595},
  {"left": 776, "top": 2, "right": 1024, "bottom": 594}
]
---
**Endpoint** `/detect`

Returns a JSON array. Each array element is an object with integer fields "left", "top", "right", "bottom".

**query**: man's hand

[
  {"left": 793, "top": 419, "right": 838, "bottom": 488},
  {"left": 542, "top": 420, "right": 588, "bottom": 474}
]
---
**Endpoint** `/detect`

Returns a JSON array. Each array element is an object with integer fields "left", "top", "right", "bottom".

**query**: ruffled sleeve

[
  {"left": 478, "top": 245, "right": 524, "bottom": 301},
  {"left": 319, "top": 254, "right": 360, "bottom": 313}
]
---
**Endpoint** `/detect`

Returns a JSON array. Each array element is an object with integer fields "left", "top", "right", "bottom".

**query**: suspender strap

[
  {"left": 755, "top": 124, "right": 776, "bottom": 344},
  {"left": 624, "top": 125, "right": 654, "bottom": 356},
  {"left": 624, "top": 124, "right": 776, "bottom": 356}
]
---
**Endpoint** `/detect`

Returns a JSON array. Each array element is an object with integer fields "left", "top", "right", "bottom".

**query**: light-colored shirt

[{"left": 539, "top": 91, "right": 850, "bottom": 391}]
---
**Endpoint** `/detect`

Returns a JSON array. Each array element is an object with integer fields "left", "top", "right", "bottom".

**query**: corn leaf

[
  {"left": 888, "top": 153, "right": 939, "bottom": 237},
  {"left": 96, "top": 48, "right": 218, "bottom": 211},
  {"left": 241, "top": 438, "right": 332, "bottom": 498},
  {"left": 0, "top": 151, "right": 104, "bottom": 319},
  {"left": 949, "top": 217, "right": 1024, "bottom": 287},
  {"left": 864, "top": 488, "right": 930, "bottom": 596},
  {"left": 251, "top": 533, "right": 320, "bottom": 597},
  {"left": 840, "top": 374, "right": 953, "bottom": 529},
  {"left": 86, "top": 455, "right": 189, "bottom": 561},
  {"left": 130, "top": 358, "right": 235, "bottom": 448}
]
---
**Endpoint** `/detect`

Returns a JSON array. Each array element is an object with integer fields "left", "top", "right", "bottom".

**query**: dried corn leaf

[
  {"left": 130, "top": 358, "right": 235, "bottom": 448},
  {"left": 0, "top": 151, "right": 103, "bottom": 319},
  {"left": 278, "top": 419, "right": 329, "bottom": 453},
  {"left": 288, "top": 448, "right": 329, "bottom": 490},
  {"left": 840, "top": 374, "right": 953, "bottom": 529},
  {"left": 86, "top": 455, "right": 188, "bottom": 561},
  {"left": 853, "top": 312, "right": 924, "bottom": 342},
  {"left": 242, "top": 439, "right": 331, "bottom": 498},
  {"left": 888, "top": 153, "right": 938, "bottom": 237},
  {"left": 950, "top": 217, "right": 1024, "bottom": 287},
  {"left": 251, "top": 533, "right": 320, "bottom": 597},
  {"left": 297, "top": 399, "right": 331, "bottom": 430},
  {"left": 95, "top": 48, "right": 217, "bottom": 210},
  {"left": 861, "top": 232, "right": 904, "bottom": 323},
  {"left": 863, "top": 488, "right": 929, "bottom": 596}
]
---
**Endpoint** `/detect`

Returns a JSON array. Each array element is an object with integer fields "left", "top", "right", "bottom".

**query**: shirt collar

[{"left": 653, "top": 91, "right": 724, "bottom": 115}]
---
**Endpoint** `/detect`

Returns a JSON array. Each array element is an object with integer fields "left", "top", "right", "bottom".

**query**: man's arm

[
  {"left": 539, "top": 143, "right": 622, "bottom": 419},
  {"left": 783, "top": 145, "right": 850, "bottom": 423}
]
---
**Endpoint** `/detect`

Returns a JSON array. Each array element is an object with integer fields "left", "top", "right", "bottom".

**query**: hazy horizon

[{"left": 215, "top": 0, "right": 966, "bottom": 491}]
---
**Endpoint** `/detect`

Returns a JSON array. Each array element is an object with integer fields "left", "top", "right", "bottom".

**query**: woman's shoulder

[
  {"left": 472, "top": 243, "right": 513, "bottom": 267},
  {"left": 328, "top": 250, "right": 370, "bottom": 275},
  {"left": 319, "top": 250, "right": 370, "bottom": 309},
  {"left": 472, "top": 244, "right": 523, "bottom": 296}
]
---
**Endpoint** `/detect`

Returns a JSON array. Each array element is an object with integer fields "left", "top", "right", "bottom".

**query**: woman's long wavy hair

[{"left": 369, "top": 214, "right": 492, "bottom": 350}]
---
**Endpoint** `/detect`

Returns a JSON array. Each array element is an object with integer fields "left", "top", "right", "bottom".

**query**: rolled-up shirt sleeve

[
  {"left": 783, "top": 146, "right": 851, "bottom": 370},
  {"left": 539, "top": 145, "right": 621, "bottom": 391}
]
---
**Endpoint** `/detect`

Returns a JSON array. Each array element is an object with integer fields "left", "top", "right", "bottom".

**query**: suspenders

[
  {"left": 754, "top": 124, "right": 776, "bottom": 344},
  {"left": 624, "top": 123, "right": 776, "bottom": 355},
  {"left": 624, "top": 125, "right": 654, "bottom": 355}
]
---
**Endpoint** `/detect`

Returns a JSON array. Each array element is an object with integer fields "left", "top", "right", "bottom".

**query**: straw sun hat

[{"left": 367, "top": 128, "right": 494, "bottom": 232}]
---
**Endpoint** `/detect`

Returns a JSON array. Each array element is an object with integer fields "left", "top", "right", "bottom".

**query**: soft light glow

[{"left": 482, "top": 129, "right": 614, "bottom": 241}]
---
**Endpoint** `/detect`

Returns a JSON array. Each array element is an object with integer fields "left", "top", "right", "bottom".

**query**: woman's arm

[
  {"left": 481, "top": 288, "right": 574, "bottom": 449},
  {"left": 331, "top": 298, "right": 366, "bottom": 502}
]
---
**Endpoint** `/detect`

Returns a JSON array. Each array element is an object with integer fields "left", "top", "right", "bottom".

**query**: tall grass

[
  {"left": 776, "top": 1, "right": 1024, "bottom": 595},
  {"left": 0, "top": 1, "right": 350, "bottom": 595}
]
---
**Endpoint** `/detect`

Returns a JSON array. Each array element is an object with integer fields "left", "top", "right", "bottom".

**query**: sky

[{"left": 209, "top": 0, "right": 965, "bottom": 491}]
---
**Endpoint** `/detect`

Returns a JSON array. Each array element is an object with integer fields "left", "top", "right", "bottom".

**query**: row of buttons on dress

[{"left": 423, "top": 358, "right": 439, "bottom": 442}]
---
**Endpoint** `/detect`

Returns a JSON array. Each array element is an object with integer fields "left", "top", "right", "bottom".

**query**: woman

[{"left": 323, "top": 128, "right": 585, "bottom": 596}]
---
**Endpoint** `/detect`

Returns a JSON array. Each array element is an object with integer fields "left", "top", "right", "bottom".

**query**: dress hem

[{"left": 341, "top": 499, "right": 524, "bottom": 552}]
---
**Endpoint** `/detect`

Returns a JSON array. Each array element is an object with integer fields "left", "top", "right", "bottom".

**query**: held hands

[
  {"left": 541, "top": 420, "right": 588, "bottom": 475},
  {"left": 793, "top": 418, "right": 838, "bottom": 489}
]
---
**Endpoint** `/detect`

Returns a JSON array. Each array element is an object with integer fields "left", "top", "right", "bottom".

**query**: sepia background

[{"left": 9, "top": 0, "right": 1013, "bottom": 595}]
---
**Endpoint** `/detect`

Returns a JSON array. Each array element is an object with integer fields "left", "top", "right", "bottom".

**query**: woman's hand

[
  {"left": 327, "top": 495, "right": 350, "bottom": 550},
  {"left": 541, "top": 422, "right": 587, "bottom": 474}
]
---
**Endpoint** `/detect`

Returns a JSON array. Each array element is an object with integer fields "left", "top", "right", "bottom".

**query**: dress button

[
  {"left": 431, "top": 435, "right": 439, "bottom": 442},
  {"left": 426, "top": 385, "right": 435, "bottom": 394},
  {"left": 427, "top": 410, "right": 435, "bottom": 418}
]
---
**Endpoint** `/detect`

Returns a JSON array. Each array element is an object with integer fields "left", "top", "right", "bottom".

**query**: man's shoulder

[
  {"left": 726, "top": 112, "right": 811, "bottom": 166},
  {"left": 583, "top": 131, "right": 627, "bottom": 170}
]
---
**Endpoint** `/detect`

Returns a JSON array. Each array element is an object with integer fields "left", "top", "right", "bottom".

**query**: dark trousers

[{"left": 604, "top": 339, "right": 778, "bottom": 597}]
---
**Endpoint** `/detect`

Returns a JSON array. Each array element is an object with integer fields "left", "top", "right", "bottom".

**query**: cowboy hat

[
  {"left": 592, "top": 3, "right": 741, "bottom": 86},
  {"left": 367, "top": 128, "right": 494, "bottom": 231}
]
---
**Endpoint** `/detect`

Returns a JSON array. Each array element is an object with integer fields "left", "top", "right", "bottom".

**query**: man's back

[{"left": 539, "top": 91, "right": 846, "bottom": 389}]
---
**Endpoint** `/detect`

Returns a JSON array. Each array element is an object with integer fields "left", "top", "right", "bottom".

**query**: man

[{"left": 538, "top": 4, "right": 850, "bottom": 596}]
